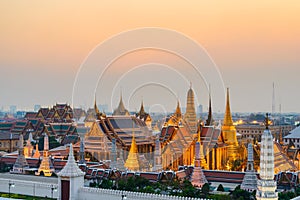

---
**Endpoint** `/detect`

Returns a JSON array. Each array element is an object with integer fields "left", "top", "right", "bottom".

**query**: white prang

[{"left": 256, "top": 128, "right": 278, "bottom": 200}]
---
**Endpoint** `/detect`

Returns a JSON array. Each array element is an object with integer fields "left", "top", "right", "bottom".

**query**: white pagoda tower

[
  {"left": 57, "top": 143, "right": 85, "bottom": 200},
  {"left": 256, "top": 113, "right": 278, "bottom": 200},
  {"left": 11, "top": 134, "right": 29, "bottom": 174},
  {"left": 241, "top": 143, "right": 257, "bottom": 192}
]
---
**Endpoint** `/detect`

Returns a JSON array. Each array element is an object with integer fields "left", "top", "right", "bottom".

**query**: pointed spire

[
  {"left": 94, "top": 93, "right": 102, "bottom": 119},
  {"left": 57, "top": 144, "right": 85, "bottom": 177},
  {"left": 241, "top": 143, "right": 257, "bottom": 191},
  {"left": 129, "top": 123, "right": 138, "bottom": 154},
  {"left": 197, "top": 124, "right": 201, "bottom": 142},
  {"left": 11, "top": 134, "right": 29, "bottom": 174},
  {"left": 113, "top": 89, "right": 129, "bottom": 116},
  {"left": 119, "top": 89, "right": 125, "bottom": 109},
  {"left": 206, "top": 86, "right": 213, "bottom": 126},
  {"left": 138, "top": 100, "right": 145, "bottom": 115},
  {"left": 175, "top": 100, "right": 182, "bottom": 119},
  {"left": 223, "top": 88, "right": 233, "bottom": 126},
  {"left": 33, "top": 144, "right": 40, "bottom": 158},
  {"left": 124, "top": 120, "right": 140, "bottom": 171},
  {"left": 190, "top": 125, "right": 208, "bottom": 187}
]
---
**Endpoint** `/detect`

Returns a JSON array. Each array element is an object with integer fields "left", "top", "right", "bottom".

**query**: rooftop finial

[{"left": 265, "top": 113, "right": 270, "bottom": 130}]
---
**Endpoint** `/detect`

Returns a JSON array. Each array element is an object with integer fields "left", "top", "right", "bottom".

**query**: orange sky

[{"left": 0, "top": 1, "right": 300, "bottom": 112}]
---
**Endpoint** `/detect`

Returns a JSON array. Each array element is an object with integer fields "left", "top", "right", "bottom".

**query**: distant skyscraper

[
  {"left": 184, "top": 85, "right": 197, "bottom": 133},
  {"left": 10, "top": 105, "right": 17, "bottom": 114},
  {"left": 256, "top": 114, "right": 278, "bottom": 200}
]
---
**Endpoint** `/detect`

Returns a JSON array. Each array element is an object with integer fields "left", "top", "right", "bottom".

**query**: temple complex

[{"left": 160, "top": 101, "right": 195, "bottom": 170}]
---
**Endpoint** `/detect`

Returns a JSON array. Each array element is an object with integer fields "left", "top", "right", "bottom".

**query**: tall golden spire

[
  {"left": 223, "top": 88, "right": 233, "bottom": 126},
  {"left": 124, "top": 121, "right": 140, "bottom": 171},
  {"left": 222, "top": 88, "right": 238, "bottom": 162}
]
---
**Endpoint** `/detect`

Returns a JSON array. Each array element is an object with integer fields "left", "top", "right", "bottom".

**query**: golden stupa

[
  {"left": 222, "top": 88, "right": 239, "bottom": 161},
  {"left": 124, "top": 130, "right": 140, "bottom": 171}
]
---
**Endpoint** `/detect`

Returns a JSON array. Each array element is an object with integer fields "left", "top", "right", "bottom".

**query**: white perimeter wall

[
  {"left": 0, "top": 178, "right": 58, "bottom": 198},
  {"left": 78, "top": 187, "right": 208, "bottom": 200}
]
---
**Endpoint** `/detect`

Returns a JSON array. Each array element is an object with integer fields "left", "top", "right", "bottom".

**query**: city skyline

[{"left": 1, "top": 1, "right": 300, "bottom": 113}]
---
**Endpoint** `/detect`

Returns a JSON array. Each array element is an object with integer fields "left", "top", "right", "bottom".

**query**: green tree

[
  {"left": 201, "top": 183, "right": 210, "bottom": 196},
  {"left": 217, "top": 184, "right": 225, "bottom": 192},
  {"left": 232, "top": 185, "right": 251, "bottom": 200}
]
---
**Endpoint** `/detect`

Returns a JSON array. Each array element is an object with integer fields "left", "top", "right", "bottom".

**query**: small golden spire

[
  {"left": 139, "top": 100, "right": 145, "bottom": 115},
  {"left": 175, "top": 100, "right": 182, "bottom": 119},
  {"left": 197, "top": 124, "right": 201, "bottom": 142},
  {"left": 94, "top": 93, "right": 101, "bottom": 118},
  {"left": 223, "top": 88, "right": 233, "bottom": 126}
]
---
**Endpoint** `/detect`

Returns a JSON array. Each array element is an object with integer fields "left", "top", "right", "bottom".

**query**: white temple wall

[
  {"left": 78, "top": 187, "right": 208, "bottom": 200},
  {"left": 0, "top": 178, "right": 58, "bottom": 198}
]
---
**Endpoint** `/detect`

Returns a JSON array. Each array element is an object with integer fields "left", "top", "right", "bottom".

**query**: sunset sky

[{"left": 0, "top": 1, "right": 299, "bottom": 113}]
